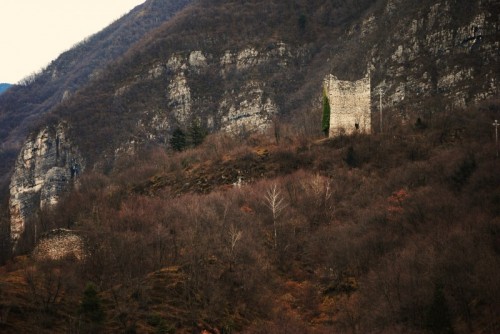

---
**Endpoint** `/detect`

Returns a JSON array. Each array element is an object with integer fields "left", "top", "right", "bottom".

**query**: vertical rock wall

[
  {"left": 219, "top": 81, "right": 278, "bottom": 135},
  {"left": 9, "top": 124, "right": 83, "bottom": 248},
  {"left": 364, "top": 0, "right": 499, "bottom": 113}
]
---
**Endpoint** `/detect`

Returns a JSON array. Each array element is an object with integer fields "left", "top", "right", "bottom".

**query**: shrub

[
  {"left": 170, "top": 128, "right": 187, "bottom": 152},
  {"left": 79, "top": 282, "right": 105, "bottom": 326}
]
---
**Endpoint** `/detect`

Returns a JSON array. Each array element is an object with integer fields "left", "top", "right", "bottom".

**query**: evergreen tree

[
  {"left": 298, "top": 13, "right": 307, "bottom": 31},
  {"left": 451, "top": 154, "right": 476, "bottom": 192},
  {"left": 426, "top": 284, "right": 453, "bottom": 333},
  {"left": 170, "top": 128, "right": 187, "bottom": 152},
  {"left": 345, "top": 146, "right": 358, "bottom": 168},
  {"left": 79, "top": 282, "right": 105, "bottom": 325},
  {"left": 189, "top": 119, "right": 206, "bottom": 147},
  {"left": 322, "top": 89, "right": 331, "bottom": 137}
]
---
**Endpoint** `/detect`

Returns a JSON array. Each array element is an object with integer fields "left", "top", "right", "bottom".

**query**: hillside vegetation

[{"left": 0, "top": 101, "right": 499, "bottom": 333}]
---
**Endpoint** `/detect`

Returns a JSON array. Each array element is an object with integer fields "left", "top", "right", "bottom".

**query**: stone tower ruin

[{"left": 324, "top": 72, "right": 371, "bottom": 136}]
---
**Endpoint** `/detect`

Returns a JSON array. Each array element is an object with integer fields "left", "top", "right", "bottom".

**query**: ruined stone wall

[
  {"left": 32, "top": 228, "right": 85, "bottom": 261},
  {"left": 324, "top": 74, "right": 371, "bottom": 136}
]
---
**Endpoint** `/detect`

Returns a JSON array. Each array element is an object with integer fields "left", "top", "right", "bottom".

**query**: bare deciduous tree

[
  {"left": 264, "top": 183, "right": 288, "bottom": 249},
  {"left": 228, "top": 224, "right": 242, "bottom": 271}
]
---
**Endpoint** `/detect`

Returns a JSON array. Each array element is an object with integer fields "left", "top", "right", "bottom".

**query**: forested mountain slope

[{"left": 1, "top": 104, "right": 499, "bottom": 333}]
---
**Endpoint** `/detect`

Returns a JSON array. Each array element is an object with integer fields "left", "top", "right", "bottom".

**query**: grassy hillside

[{"left": 1, "top": 101, "right": 498, "bottom": 333}]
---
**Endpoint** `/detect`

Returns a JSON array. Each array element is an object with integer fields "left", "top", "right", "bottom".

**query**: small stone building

[{"left": 324, "top": 73, "right": 371, "bottom": 136}]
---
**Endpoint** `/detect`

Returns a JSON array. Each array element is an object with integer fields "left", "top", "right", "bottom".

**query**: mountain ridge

[
  {"left": 4, "top": 0, "right": 498, "bottom": 253},
  {"left": 0, "top": 83, "right": 11, "bottom": 95},
  {"left": 1, "top": 0, "right": 497, "bottom": 189}
]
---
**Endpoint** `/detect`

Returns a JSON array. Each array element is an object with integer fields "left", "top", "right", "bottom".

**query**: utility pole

[
  {"left": 493, "top": 120, "right": 499, "bottom": 158},
  {"left": 379, "top": 88, "right": 383, "bottom": 134}
]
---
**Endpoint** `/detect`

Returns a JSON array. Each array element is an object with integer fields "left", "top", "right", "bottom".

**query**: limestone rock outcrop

[
  {"left": 168, "top": 72, "right": 192, "bottom": 124},
  {"left": 128, "top": 44, "right": 296, "bottom": 141},
  {"left": 220, "top": 81, "right": 278, "bottom": 135},
  {"left": 364, "top": 0, "right": 498, "bottom": 114},
  {"left": 9, "top": 124, "right": 83, "bottom": 248}
]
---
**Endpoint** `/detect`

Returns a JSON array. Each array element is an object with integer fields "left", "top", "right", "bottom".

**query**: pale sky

[{"left": 0, "top": 0, "right": 146, "bottom": 84}]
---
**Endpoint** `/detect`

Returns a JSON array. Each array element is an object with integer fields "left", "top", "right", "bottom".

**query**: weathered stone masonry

[
  {"left": 32, "top": 228, "right": 85, "bottom": 261},
  {"left": 324, "top": 73, "right": 371, "bottom": 136}
]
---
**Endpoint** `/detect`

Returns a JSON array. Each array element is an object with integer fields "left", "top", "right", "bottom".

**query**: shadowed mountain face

[{"left": 0, "top": 0, "right": 192, "bottom": 191}]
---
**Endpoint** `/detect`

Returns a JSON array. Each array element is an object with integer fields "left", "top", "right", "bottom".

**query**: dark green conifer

[
  {"left": 345, "top": 146, "right": 358, "bottom": 167},
  {"left": 170, "top": 128, "right": 187, "bottom": 151},
  {"left": 426, "top": 284, "right": 453, "bottom": 334},
  {"left": 79, "top": 282, "right": 105, "bottom": 325},
  {"left": 298, "top": 14, "right": 307, "bottom": 31},
  {"left": 322, "top": 89, "right": 331, "bottom": 137},
  {"left": 189, "top": 119, "right": 206, "bottom": 147}
]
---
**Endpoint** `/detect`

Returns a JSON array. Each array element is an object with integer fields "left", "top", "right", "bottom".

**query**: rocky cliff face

[
  {"left": 101, "top": 0, "right": 498, "bottom": 150},
  {"left": 9, "top": 124, "right": 83, "bottom": 248},
  {"left": 109, "top": 41, "right": 306, "bottom": 147},
  {"left": 356, "top": 0, "right": 499, "bottom": 120},
  {"left": 219, "top": 80, "right": 278, "bottom": 134}
]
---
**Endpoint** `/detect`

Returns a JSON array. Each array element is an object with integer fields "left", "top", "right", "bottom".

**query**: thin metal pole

[
  {"left": 493, "top": 120, "right": 499, "bottom": 158},
  {"left": 379, "top": 88, "right": 383, "bottom": 134}
]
